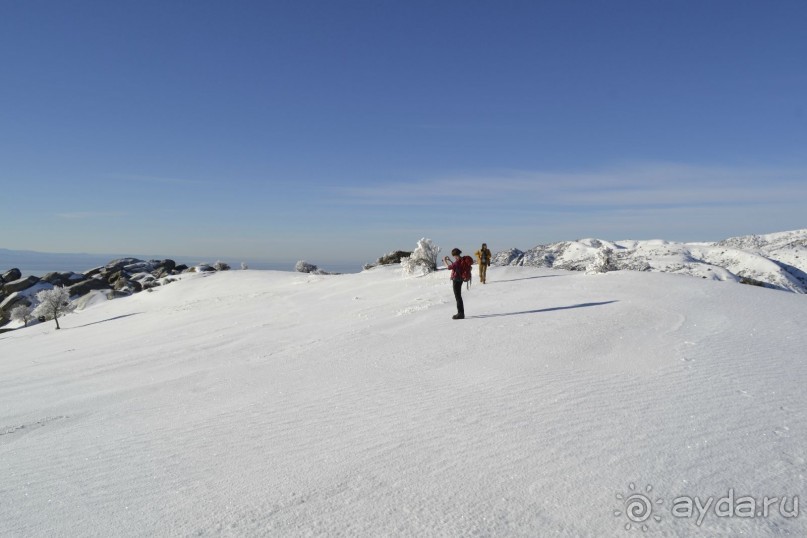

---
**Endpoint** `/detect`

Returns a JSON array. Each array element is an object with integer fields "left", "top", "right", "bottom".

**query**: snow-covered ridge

[{"left": 493, "top": 229, "right": 807, "bottom": 293}]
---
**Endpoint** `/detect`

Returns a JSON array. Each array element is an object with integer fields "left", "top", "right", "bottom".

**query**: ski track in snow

[{"left": 1, "top": 266, "right": 805, "bottom": 537}]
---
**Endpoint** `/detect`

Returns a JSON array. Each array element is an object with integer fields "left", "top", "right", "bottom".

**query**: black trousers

[{"left": 452, "top": 279, "right": 464, "bottom": 316}]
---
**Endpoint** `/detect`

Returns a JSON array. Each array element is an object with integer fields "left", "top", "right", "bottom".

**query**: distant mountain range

[
  {"left": 492, "top": 229, "right": 807, "bottom": 293},
  {"left": 0, "top": 248, "right": 145, "bottom": 277},
  {"left": 0, "top": 248, "right": 160, "bottom": 263}
]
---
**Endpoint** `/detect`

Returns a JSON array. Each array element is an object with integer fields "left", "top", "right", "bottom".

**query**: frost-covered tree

[
  {"left": 401, "top": 238, "right": 441, "bottom": 277},
  {"left": 10, "top": 304, "right": 34, "bottom": 327},
  {"left": 295, "top": 260, "right": 319, "bottom": 274},
  {"left": 295, "top": 260, "right": 336, "bottom": 275},
  {"left": 586, "top": 246, "right": 617, "bottom": 274},
  {"left": 32, "top": 286, "right": 76, "bottom": 330},
  {"left": 214, "top": 260, "right": 231, "bottom": 271},
  {"left": 240, "top": 262, "right": 249, "bottom": 270}
]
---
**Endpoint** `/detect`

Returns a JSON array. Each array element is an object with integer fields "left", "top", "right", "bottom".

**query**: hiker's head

[
  {"left": 482, "top": 243, "right": 487, "bottom": 248},
  {"left": 451, "top": 248, "right": 461, "bottom": 257}
]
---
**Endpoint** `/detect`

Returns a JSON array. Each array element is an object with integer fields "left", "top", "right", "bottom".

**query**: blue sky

[{"left": 2, "top": 1, "right": 805, "bottom": 266}]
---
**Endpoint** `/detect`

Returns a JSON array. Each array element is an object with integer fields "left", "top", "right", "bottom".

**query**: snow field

[{"left": 1, "top": 266, "right": 805, "bottom": 536}]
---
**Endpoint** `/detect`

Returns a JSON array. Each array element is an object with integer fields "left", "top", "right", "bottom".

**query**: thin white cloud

[{"left": 338, "top": 163, "right": 807, "bottom": 208}]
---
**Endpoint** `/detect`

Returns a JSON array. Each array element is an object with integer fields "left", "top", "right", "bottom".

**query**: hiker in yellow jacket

[{"left": 475, "top": 243, "right": 492, "bottom": 284}]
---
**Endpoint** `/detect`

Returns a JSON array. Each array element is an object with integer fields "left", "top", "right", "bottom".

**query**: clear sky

[{"left": 2, "top": 1, "right": 805, "bottom": 266}]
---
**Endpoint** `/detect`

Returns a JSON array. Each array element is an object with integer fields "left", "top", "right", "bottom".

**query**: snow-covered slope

[
  {"left": 1, "top": 267, "right": 805, "bottom": 536},
  {"left": 493, "top": 229, "right": 807, "bottom": 293}
]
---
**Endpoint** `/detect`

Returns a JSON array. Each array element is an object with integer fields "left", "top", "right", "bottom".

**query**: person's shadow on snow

[
  {"left": 70, "top": 313, "right": 144, "bottom": 329},
  {"left": 485, "top": 274, "right": 571, "bottom": 284},
  {"left": 467, "top": 300, "right": 617, "bottom": 318}
]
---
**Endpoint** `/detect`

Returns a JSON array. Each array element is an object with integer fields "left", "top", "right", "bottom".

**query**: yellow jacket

[{"left": 475, "top": 248, "right": 492, "bottom": 266}]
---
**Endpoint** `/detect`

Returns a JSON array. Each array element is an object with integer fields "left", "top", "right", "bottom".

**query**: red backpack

[{"left": 459, "top": 256, "right": 473, "bottom": 288}]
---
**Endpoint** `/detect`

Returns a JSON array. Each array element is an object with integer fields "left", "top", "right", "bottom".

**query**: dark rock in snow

[
  {"left": 113, "top": 277, "right": 142, "bottom": 294},
  {"left": 2, "top": 275, "right": 41, "bottom": 294},
  {"left": 0, "top": 293, "right": 35, "bottom": 326},
  {"left": 2, "top": 268, "right": 22, "bottom": 283},
  {"left": 42, "top": 271, "right": 88, "bottom": 287},
  {"left": 363, "top": 251, "right": 412, "bottom": 270},
  {"left": 83, "top": 266, "right": 105, "bottom": 278},
  {"left": 67, "top": 277, "right": 111, "bottom": 297},
  {"left": 153, "top": 259, "right": 176, "bottom": 277}
]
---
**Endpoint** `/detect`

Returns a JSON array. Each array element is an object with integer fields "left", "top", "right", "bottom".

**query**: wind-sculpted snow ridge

[{"left": 492, "top": 229, "right": 807, "bottom": 293}]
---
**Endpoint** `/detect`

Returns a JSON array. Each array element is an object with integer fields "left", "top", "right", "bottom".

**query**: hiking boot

[{"left": 452, "top": 314, "right": 464, "bottom": 320}]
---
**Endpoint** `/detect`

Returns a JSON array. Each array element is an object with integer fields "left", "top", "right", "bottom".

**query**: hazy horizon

[{"left": 0, "top": 247, "right": 365, "bottom": 277}]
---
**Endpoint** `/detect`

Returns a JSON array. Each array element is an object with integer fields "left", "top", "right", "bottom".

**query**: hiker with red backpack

[{"left": 444, "top": 248, "right": 473, "bottom": 320}]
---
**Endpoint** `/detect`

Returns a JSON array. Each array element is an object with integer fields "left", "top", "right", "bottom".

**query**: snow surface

[{"left": 1, "top": 266, "right": 805, "bottom": 536}]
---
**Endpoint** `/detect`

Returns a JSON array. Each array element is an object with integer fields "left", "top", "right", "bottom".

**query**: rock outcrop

[
  {"left": 0, "top": 257, "right": 229, "bottom": 328},
  {"left": 66, "top": 277, "right": 112, "bottom": 297},
  {"left": 1, "top": 268, "right": 22, "bottom": 284},
  {"left": 363, "top": 251, "right": 412, "bottom": 271},
  {"left": 2, "top": 275, "right": 41, "bottom": 294}
]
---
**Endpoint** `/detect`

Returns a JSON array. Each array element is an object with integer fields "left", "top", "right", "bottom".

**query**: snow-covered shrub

[
  {"left": 294, "top": 261, "right": 336, "bottom": 275},
  {"left": 32, "top": 286, "right": 75, "bottom": 330},
  {"left": 214, "top": 260, "right": 231, "bottom": 271},
  {"left": 10, "top": 304, "right": 34, "bottom": 327},
  {"left": 241, "top": 262, "right": 249, "bottom": 270},
  {"left": 586, "top": 247, "right": 617, "bottom": 274},
  {"left": 739, "top": 276, "right": 767, "bottom": 288},
  {"left": 296, "top": 261, "right": 328, "bottom": 274},
  {"left": 363, "top": 250, "right": 412, "bottom": 270},
  {"left": 295, "top": 260, "right": 319, "bottom": 273},
  {"left": 401, "top": 238, "right": 441, "bottom": 277}
]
